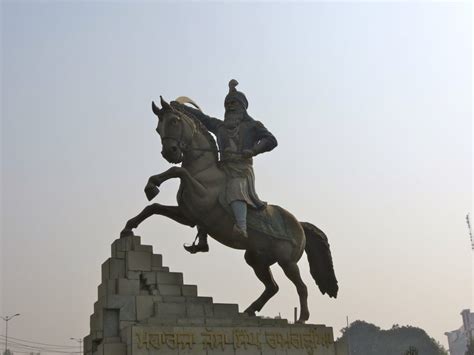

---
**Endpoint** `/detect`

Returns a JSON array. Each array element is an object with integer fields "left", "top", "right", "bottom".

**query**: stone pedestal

[{"left": 84, "top": 235, "right": 347, "bottom": 355}]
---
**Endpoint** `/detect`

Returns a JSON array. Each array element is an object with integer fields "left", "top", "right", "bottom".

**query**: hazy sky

[{"left": 1, "top": 1, "right": 472, "bottom": 353}]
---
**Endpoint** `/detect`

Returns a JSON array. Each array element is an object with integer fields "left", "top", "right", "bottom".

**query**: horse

[{"left": 121, "top": 97, "right": 338, "bottom": 323}]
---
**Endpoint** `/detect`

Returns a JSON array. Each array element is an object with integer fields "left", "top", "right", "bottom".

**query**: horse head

[{"left": 152, "top": 96, "right": 196, "bottom": 164}]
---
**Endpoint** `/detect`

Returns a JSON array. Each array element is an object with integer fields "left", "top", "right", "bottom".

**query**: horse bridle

[
  {"left": 160, "top": 113, "right": 215, "bottom": 164},
  {"left": 161, "top": 112, "right": 244, "bottom": 157},
  {"left": 160, "top": 113, "right": 196, "bottom": 152}
]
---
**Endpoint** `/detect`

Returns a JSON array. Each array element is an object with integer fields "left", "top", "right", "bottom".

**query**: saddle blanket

[{"left": 218, "top": 193, "right": 298, "bottom": 244}]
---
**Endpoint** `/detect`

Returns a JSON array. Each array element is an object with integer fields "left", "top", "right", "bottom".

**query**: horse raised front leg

[
  {"left": 146, "top": 166, "right": 208, "bottom": 201},
  {"left": 121, "top": 203, "right": 195, "bottom": 237}
]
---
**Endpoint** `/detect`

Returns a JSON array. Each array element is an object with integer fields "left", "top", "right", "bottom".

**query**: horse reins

[{"left": 162, "top": 115, "right": 243, "bottom": 157}]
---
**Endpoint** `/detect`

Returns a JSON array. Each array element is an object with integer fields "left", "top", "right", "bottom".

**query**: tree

[
  {"left": 466, "top": 337, "right": 474, "bottom": 355},
  {"left": 338, "top": 320, "right": 448, "bottom": 355},
  {"left": 405, "top": 346, "right": 418, "bottom": 355}
]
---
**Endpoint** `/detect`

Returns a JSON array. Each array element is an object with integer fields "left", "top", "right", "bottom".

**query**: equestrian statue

[{"left": 121, "top": 80, "right": 338, "bottom": 323}]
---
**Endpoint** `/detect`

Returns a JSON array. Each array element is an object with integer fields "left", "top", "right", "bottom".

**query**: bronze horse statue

[{"left": 121, "top": 97, "right": 338, "bottom": 323}]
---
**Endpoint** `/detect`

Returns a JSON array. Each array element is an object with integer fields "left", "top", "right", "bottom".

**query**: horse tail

[{"left": 301, "top": 222, "right": 339, "bottom": 298}]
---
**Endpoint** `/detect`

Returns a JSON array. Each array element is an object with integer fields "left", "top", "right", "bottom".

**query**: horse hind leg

[
  {"left": 279, "top": 261, "right": 309, "bottom": 323},
  {"left": 243, "top": 251, "right": 279, "bottom": 316}
]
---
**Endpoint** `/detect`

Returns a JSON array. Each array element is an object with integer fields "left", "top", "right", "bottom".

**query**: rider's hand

[{"left": 241, "top": 149, "right": 254, "bottom": 158}]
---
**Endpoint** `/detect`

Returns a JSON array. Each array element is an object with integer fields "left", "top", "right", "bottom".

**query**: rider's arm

[
  {"left": 252, "top": 121, "right": 278, "bottom": 156},
  {"left": 171, "top": 102, "right": 221, "bottom": 134}
]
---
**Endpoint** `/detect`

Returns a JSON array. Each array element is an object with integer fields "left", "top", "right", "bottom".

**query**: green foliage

[
  {"left": 338, "top": 320, "right": 448, "bottom": 355},
  {"left": 404, "top": 345, "right": 418, "bottom": 355},
  {"left": 466, "top": 338, "right": 474, "bottom": 355}
]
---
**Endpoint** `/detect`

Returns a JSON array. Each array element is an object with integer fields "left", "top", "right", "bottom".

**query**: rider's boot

[
  {"left": 231, "top": 200, "right": 248, "bottom": 238},
  {"left": 232, "top": 224, "right": 248, "bottom": 239},
  {"left": 184, "top": 227, "right": 209, "bottom": 254}
]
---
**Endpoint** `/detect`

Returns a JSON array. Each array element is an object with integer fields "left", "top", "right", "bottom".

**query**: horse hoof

[
  {"left": 244, "top": 309, "right": 256, "bottom": 317},
  {"left": 120, "top": 229, "right": 135, "bottom": 238},
  {"left": 145, "top": 184, "right": 160, "bottom": 201},
  {"left": 297, "top": 310, "right": 309, "bottom": 324}
]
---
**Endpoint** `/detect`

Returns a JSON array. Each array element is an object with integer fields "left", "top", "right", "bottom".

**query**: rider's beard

[{"left": 224, "top": 111, "right": 244, "bottom": 129}]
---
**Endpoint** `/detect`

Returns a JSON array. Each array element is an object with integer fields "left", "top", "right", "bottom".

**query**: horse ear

[
  {"left": 160, "top": 96, "right": 173, "bottom": 111},
  {"left": 151, "top": 101, "right": 160, "bottom": 117}
]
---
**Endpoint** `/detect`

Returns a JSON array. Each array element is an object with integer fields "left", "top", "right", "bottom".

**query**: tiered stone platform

[{"left": 84, "top": 235, "right": 346, "bottom": 355}]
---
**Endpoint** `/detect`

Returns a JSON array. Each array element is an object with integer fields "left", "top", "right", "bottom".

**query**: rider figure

[{"left": 174, "top": 79, "right": 278, "bottom": 253}]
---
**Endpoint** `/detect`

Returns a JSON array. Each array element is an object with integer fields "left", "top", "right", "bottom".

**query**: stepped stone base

[{"left": 84, "top": 235, "right": 347, "bottom": 355}]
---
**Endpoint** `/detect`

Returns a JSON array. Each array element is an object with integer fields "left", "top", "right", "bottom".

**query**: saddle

[{"left": 218, "top": 193, "right": 297, "bottom": 244}]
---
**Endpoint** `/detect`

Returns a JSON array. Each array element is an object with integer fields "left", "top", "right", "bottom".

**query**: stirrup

[
  {"left": 183, "top": 242, "right": 209, "bottom": 254},
  {"left": 183, "top": 235, "right": 209, "bottom": 254},
  {"left": 232, "top": 224, "right": 248, "bottom": 239}
]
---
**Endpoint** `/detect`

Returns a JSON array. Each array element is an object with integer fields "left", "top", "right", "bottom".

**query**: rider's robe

[{"left": 178, "top": 104, "right": 277, "bottom": 209}]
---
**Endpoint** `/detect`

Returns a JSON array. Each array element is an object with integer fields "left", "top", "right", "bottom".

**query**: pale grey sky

[{"left": 1, "top": 1, "right": 472, "bottom": 353}]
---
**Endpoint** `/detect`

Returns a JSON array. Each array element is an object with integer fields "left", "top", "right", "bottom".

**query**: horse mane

[{"left": 171, "top": 104, "right": 219, "bottom": 162}]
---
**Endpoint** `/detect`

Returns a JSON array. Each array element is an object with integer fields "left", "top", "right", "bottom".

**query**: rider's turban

[{"left": 224, "top": 79, "right": 248, "bottom": 110}]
